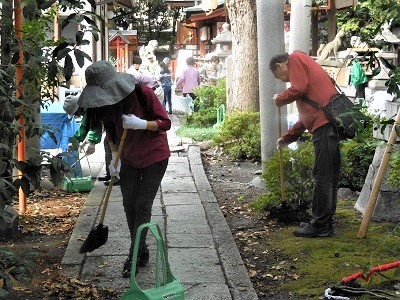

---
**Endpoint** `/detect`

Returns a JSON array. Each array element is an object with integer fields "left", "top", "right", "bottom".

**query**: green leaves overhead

[
  {"left": 56, "top": 47, "right": 71, "bottom": 60},
  {"left": 64, "top": 54, "right": 74, "bottom": 81},
  {"left": 48, "top": 61, "right": 58, "bottom": 81},
  {"left": 74, "top": 49, "right": 91, "bottom": 68},
  {"left": 52, "top": 42, "right": 69, "bottom": 59},
  {"left": 37, "top": 0, "right": 58, "bottom": 10},
  {"left": 1, "top": 0, "right": 99, "bottom": 207}
]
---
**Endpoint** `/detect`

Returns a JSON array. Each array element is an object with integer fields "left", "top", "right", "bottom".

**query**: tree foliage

[
  {"left": 338, "top": 0, "right": 400, "bottom": 41},
  {"left": 0, "top": 0, "right": 100, "bottom": 209},
  {"left": 338, "top": 0, "right": 400, "bottom": 104},
  {"left": 113, "top": 0, "right": 172, "bottom": 44}
]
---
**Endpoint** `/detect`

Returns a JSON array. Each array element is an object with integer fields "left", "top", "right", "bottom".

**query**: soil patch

[{"left": 1, "top": 190, "right": 118, "bottom": 299}]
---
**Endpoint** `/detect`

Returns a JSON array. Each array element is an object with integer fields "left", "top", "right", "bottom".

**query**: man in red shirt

[{"left": 270, "top": 51, "right": 341, "bottom": 237}]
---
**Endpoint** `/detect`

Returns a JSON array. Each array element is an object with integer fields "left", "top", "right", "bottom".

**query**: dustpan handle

[
  {"left": 98, "top": 129, "right": 128, "bottom": 224},
  {"left": 71, "top": 153, "right": 93, "bottom": 178},
  {"left": 129, "top": 223, "right": 176, "bottom": 290}
]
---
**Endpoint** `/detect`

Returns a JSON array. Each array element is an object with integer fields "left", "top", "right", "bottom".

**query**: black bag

[{"left": 302, "top": 93, "right": 366, "bottom": 140}]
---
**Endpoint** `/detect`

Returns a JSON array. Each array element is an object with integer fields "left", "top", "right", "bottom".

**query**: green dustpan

[{"left": 121, "top": 222, "right": 184, "bottom": 300}]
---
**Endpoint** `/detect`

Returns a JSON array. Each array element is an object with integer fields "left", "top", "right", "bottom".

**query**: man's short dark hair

[
  {"left": 186, "top": 57, "right": 195, "bottom": 65},
  {"left": 269, "top": 53, "right": 289, "bottom": 72},
  {"left": 132, "top": 56, "right": 142, "bottom": 65},
  {"left": 210, "top": 56, "right": 220, "bottom": 63}
]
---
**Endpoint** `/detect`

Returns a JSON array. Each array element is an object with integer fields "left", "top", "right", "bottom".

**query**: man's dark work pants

[{"left": 311, "top": 123, "right": 341, "bottom": 229}]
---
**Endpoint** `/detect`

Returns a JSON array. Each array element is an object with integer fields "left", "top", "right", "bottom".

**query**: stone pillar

[
  {"left": 257, "top": 0, "right": 286, "bottom": 172},
  {"left": 289, "top": 0, "right": 312, "bottom": 54}
]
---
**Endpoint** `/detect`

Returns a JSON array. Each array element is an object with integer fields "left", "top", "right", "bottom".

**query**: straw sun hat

[{"left": 78, "top": 60, "right": 136, "bottom": 108}]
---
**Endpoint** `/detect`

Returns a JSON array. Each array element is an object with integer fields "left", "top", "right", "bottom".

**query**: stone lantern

[{"left": 211, "top": 22, "right": 232, "bottom": 77}]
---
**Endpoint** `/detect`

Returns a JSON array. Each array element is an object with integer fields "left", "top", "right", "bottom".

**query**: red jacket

[
  {"left": 109, "top": 85, "right": 171, "bottom": 168},
  {"left": 275, "top": 51, "right": 337, "bottom": 144}
]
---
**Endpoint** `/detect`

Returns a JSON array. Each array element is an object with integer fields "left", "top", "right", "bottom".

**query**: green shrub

[
  {"left": 212, "top": 111, "right": 261, "bottom": 159},
  {"left": 251, "top": 139, "right": 315, "bottom": 212},
  {"left": 340, "top": 120, "right": 377, "bottom": 191},
  {"left": 388, "top": 145, "right": 400, "bottom": 188},
  {"left": 185, "top": 108, "right": 219, "bottom": 127},
  {"left": 186, "top": 78, "right": 227, "bottom": 127},
  {"left": 193, "top": 77, "right": 226, "bottom": 110},
  {"left": 340, "top": 141, "right": 377, "bottom": 191}
]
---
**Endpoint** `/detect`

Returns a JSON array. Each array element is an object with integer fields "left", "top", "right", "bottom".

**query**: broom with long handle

[
  {"left": 278, "top": 107, "right": 286, "bottom": 205},
  {"left": 79, "top": 129, "right": 128, "bottom": 253}
]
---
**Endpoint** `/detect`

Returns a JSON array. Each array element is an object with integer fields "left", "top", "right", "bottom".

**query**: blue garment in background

[
  {"left": 40, "top": 101, "right": 81, "bottom": 175},
  {"left": 40, "top": 102, "right": 78, "bottom": 151}
]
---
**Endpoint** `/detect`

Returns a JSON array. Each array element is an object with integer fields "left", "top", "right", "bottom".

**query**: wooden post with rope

[{"left": 357, "top": 107, "right": 400, "bottom": 238}]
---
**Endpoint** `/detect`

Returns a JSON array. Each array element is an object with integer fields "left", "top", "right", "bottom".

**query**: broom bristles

[{"left": 79, "top": 224, "right": 109, "bottom": 253}]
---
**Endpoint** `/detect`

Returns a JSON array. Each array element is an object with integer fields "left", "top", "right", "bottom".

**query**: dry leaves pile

[{"left": 3, "top": 188, "right": 118, "bottom": 299}]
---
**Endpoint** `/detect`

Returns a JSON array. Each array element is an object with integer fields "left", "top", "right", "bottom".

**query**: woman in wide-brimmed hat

[{"left": 79, "top": 60, "right": 171, "bottom": 278}]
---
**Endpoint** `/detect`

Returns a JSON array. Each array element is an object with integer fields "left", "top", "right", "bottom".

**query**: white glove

[
  {"left": 122, "top": 114, "right": 147, "bottom": 130},
  {"left": 108, "top": 152, "right": 121, "bottom": 178},
  {"left": 85, "top": 142, "right": 96, "bottom": 155}
]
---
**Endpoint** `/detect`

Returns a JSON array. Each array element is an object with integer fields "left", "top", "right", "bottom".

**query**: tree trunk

[{"left": 225, "top": 0, "right": 259, "bottom": 112}]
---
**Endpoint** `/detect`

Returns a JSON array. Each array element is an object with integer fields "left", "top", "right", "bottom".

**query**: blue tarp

[
  {"left": 40, "top": 102, "right": 78, "bottom": 151},
  {"left": 40, "top": 101, "right": 82, "bottom": 176}
]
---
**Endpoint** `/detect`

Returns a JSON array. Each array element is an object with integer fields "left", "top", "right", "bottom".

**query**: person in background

[
  {"left": 127, "top": 56, "right": 158, "bottom": 88},
  {"left": 78, "top": 60, "right": 171, "bottom": 278},
  {"left": 176, "top": 56, "right": 200, "bottom": 101},
  {"left": 63, "top": 94, "right": 106, "bottom": 179},
  {"left": 269, "top": 51, "right": 340, "bottom": 238},
  {"left": 350, "top": 59, "right": 368, "bottom": 102},
  {"left": 162, "top": 57, "right": 171, "bottom": 69},
  {"left": 159, "top": 61, "right": 173, "bottom": 114},
  {"left": 199, "top": 56, "right": 223, "bottom": 84},
  {"left": 145, "top": 53, "right": 161, "bottom": 79},
  {"left": 128, "top": 55, "right": 164, "bottom": 103}
]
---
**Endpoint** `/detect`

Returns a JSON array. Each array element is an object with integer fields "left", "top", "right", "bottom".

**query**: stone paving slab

[{"left": 163, "top": 192, "right": 201, "bottom": 206}]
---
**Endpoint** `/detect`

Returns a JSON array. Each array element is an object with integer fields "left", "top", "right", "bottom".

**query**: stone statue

[
  {"left": 138, "top": 40, "right": 160, "bottom": 78},
  {"left": 212, "top": 22, "right": 232, "bottom": 43},
  {"left": 317, "top": 29, "right": 346, "bottom": 61},
  {"left": 139, "top": 40, "right": 159, "bottom": 60},
  {"left": 350, "top": 36, "right": 369, "bottom": 49}
]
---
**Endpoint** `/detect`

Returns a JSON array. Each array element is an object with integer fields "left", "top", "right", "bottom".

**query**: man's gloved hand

[
  {"left": 85, "top": 142, "right": 96, "bottom": 155},
  {"left": 276, "top": 138, "right": 288, "bottom": 150},
  {"left": 122, "top": 114, "right": 147, "bottom": 130},
  {"left": 108, "top": 152, "right": 121, "bottom": 178}
]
